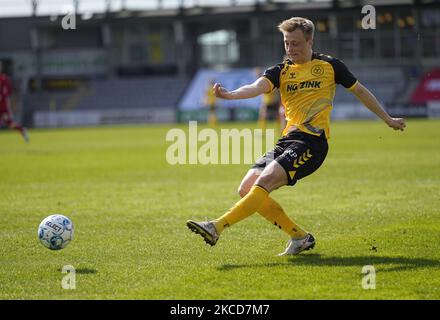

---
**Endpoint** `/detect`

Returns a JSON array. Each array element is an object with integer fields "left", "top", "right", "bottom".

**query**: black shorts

[{"left": 252, "top": 130, "right": 328, "bottom": 186}]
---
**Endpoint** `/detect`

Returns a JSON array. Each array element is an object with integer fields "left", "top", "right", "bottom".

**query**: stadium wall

[{"left": 33, "top": 108, "right": 175, "bottom": 128}]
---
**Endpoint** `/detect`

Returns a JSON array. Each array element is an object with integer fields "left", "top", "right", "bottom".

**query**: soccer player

[
  {"left": 187, "top": 17, "right": 405, "bottom": 256},
  {"left": 0, "top": 61, "right": 29, "bottom": 143}
]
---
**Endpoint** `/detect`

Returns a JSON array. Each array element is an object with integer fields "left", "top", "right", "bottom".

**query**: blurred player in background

[
  {"left": 256, "top": 67, "right": 285, "bottom": 135},
  {"left": 0, "top": 61, "right": 28, "bottom": 143},
  {"left": 204, "top": 78, "right": 218, "bottom": 127},
  {"left": 259, "top": 88, "right": 283, "bottom": 135},
  {"left": 187, "top": 17, "right": 405, "bottom": 256}
]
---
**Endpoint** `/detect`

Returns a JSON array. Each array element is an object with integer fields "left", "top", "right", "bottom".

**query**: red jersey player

[{"left": 0, "top": 61, "right": 28, "bottom": 143}]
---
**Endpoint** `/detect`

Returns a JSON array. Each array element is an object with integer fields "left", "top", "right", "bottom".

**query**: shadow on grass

[
  {"left": 56, "top": 267, "right": 98, "bottom": 274},
  {"left": 75, "top": 268, "right": 98, "bottom": 274},
  {"left": 218, "top": 254, "right": 440, "bottom": 272}
]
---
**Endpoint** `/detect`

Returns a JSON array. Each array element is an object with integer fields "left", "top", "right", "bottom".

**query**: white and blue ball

[{"left": 38, "top": 214, "right": 74, "bottom": 250}]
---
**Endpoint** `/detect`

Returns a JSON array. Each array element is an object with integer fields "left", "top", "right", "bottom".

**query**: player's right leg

[
  {"left": 187, "top": 150, "right": 307, "bottom": 249},
  {"left": 2, "top": 109, "right": 29, "bottom": 143},
  {"left": 186, "top": 220, "right": 219, "bottom": 246},
  {"left": 186, "top": 164, "right": 279, "bottom": 247},
  {"left": 204, "top": 160, "right": 287, "bottom": 240}
]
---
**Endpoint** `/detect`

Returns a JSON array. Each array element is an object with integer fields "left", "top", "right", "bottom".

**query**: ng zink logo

[{"left": 287, "top": 81, "right": 322, "bottom": 93}]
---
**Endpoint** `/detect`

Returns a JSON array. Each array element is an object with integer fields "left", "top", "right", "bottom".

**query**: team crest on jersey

[
  {"left": 288, "top": 72, "right": 296, "bottom": 79},
  {"left": 311, "top": 65, "right": 324, "bottom": 77}
]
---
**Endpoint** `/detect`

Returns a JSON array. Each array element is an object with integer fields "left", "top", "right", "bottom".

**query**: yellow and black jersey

[{"left": 263, "top": 52, "right": 358, "bottom": 138}]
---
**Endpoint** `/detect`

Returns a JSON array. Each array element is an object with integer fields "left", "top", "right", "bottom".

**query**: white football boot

[
  {"left": 186, "top": 220, "right": 219, "bottom": 246},
  {"left": 278, "top": 233, "right": 315, "bottom": 256}
]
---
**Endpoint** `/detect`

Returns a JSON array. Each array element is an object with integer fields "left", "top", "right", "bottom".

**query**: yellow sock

[
  {"left": 258, "top": 119, "right": 266, "bottom": 131},
  {"left": 257, "top": 197, "right": 307, "bottom": 239},
  {"left": 214, "top": 185, "right": 268, "bottom": 234},
  {"left": 208, "top": 113, "right": 217, "bottom": 128}
]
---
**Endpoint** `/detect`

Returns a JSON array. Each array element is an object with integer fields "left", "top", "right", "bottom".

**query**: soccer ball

[{"left": 38, "top": 214, "right": 74, "bottom": 250}]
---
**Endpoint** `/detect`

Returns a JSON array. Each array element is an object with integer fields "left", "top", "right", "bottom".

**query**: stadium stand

[
  {"left": 1, "top": 1, "right": 439, "bottom": 126},
  {"left": 76, "top": 76, "right": 189, "bottom": 110},
  {"left": 24, "top": 76, "right": 189, "bottom": 111},
  {"left": 334, "top": 66, "right": 406, "bottom": 106}
]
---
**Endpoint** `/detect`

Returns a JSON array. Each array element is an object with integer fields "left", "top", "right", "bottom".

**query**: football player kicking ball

[{"left": 187, "top": 17, "right": 405, "bottom": 256}]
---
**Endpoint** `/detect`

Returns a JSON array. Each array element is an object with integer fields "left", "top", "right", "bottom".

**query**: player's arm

[
  {"left": 213, "top": 77, "right": 271, "bottom": 100},
  {"left": 351, "top": 82, "right": 406, "bottom": 131}
]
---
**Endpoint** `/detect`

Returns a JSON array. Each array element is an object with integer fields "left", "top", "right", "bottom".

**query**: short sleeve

[
  {"left": 263, "top": 63, "right": 283, "bottom": 89},
  {"left": 332, "top": 58, "right": 357, "bottom": 89}
]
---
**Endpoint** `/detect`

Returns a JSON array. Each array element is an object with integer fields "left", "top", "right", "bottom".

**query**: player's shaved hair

[{"left": 278, "top": 17, "right": 315, "bottom": 41}]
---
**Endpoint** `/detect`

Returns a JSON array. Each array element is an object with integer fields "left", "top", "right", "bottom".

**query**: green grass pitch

[{"left": 0, "top": 119, "right": 439, "bottom": 299}]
